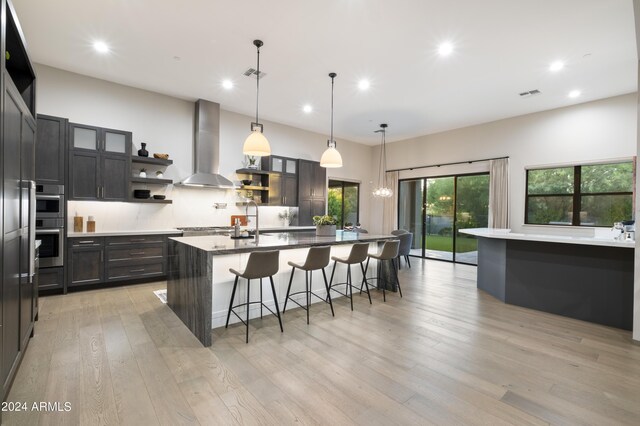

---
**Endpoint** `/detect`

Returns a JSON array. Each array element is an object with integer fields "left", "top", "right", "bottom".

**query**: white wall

[
  {"left": 368, "top": 93, "right": 638, "bottom": 234},
  {"left": 34, "top": 64, "right": 374, "bottom": 231}
]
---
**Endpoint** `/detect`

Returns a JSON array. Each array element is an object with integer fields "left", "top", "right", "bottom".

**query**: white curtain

[
  {"left": 382, "top": 171, "right": 399, "bottom": 234},
  {"left": 489, "top": 158, "right": 509, "bottom": 228}
]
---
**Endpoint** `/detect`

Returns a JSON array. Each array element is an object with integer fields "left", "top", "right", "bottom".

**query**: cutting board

[{"left": 231, "top": 215, "right": 248, "bottom": 226}]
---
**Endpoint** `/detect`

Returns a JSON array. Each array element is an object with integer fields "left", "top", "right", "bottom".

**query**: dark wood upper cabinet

[
  {"left": 297, "top": 160, "right": 326, "bottom": 225},
  {"left": 35, "top": 115, "right": 67, "bottom": 185},
  {"left": 261, "top": 155, "right": 297, "bottom": 174},
  {"left": 68, "top": 123, "right": 131, "bottom": 201}
]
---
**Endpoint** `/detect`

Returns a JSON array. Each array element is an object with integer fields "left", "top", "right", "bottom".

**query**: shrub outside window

[{"left": 525, "top": 161, "right": 634, "bottom": 226}]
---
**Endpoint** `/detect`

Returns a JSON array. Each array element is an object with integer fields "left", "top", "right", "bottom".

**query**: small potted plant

[{"left": 313, "top": 215, "right": 338, "bottom": 236}]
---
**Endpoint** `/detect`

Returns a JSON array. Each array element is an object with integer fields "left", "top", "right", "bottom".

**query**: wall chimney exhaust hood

[{"left": 178, "top": 100, "right": 236, "bottom": 189}]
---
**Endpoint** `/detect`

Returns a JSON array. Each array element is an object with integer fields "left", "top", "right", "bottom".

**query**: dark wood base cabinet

[{"left": 68, "top": 234, "right": 171, "bottom": 290}]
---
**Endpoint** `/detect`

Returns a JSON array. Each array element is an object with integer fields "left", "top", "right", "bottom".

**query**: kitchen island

[
  {"left": 167, "top": 231, "right": 395, "bottom": 346},
  {"left": 462, "top": 228, "right": 634, "bottom": 330}
]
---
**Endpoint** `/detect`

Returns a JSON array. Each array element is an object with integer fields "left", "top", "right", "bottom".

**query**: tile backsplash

[{"left": 68, "top": 186, "right": 299, "bottom": 232}]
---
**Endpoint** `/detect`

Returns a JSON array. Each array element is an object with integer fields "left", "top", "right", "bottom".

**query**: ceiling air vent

[
  {"left": 519, "top": 89, "right": 541, "bottom": 98},
  {"left": 243, "top": 67, "right": 266, "bottom": 79}
]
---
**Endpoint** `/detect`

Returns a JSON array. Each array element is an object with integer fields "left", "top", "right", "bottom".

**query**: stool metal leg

[
  {"left": 360, "top": 257, "right": 371, "bottom": 294},
  {"left": 269, "top": 276, "right": 284, "bottom": 332},
  {"left": 392, "top": 258, "right": 403, "bottom": 298},
  {"left": 245, "top": 279, "right": 251, "bottom": 343},
  {"left": 260, "top": 278, "right": 263, "bottom": 319},
  {"left": 226, "top": 276, "right": 239, "bottom": 328},
  {"left": 360, "top": 261, "right": 372, "bottom": 304},
  {"left": 306, "top": 271, "right": 311, "bottom": 324},
  {"left": 283, "top": 267, "right": 295, "bottom": 313},
  {"left": 322, "top": 268, "right": 335, "bottom": 316},
  {"left": 378, "top": 260, "right": 386, "bottom": 302},
  {"left": 327, "top": 261, "right": 337, "bottom": 302},
  {"left": 406, "top": 255, "right": 411, "bottom": 268},
  {"left": 347, "top": 265, "right": 353, "bottom": 311}
]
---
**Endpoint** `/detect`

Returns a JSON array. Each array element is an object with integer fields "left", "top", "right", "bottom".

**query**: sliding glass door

[{"left": 398, "top": 173, "right": 489, "bottom": 265}]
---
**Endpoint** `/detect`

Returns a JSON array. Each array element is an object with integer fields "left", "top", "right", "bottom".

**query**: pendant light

[
  {"left": 372, "top": 123, "right": 393, "bottom": 198},
  {"left": 243, "top": 39, "right": 271, "bottom": 157},
  {"left": 320, "top": 72, "right": 343, "bottom": 168}
]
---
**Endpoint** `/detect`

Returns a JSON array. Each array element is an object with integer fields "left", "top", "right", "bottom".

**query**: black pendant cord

[
  {"left": 376, "top": 124, "right": 388, "bottom": 188},
  {"left": 329, "top": 72, "right": 337, "bottom": 147},
  {"left": 382, "top": 130, "right": 388, "bottom": 186},
  {"left": 330, "top": 76, "right": 334, "bottom": 146},
  {"left": 255, "top": 44, "right": 260, "bottom": 125}
]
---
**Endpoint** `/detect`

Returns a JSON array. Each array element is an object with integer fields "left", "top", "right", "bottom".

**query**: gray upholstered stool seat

[
  {"left": 365, "top": 240, "right": 402, "bottom": 302},
  {"left": 328, "top": 242, "right": 372, "bottom": 310},
  {"left": 226, "top": 250, "right": 283, "bottom": 343},
  {"left": 283, "top": 246, "right": 334, "bottom": 324}
]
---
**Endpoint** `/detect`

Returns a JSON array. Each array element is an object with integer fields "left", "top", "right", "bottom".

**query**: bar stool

[
  {"left": 365, "top": 240, "right": 401, "bottom": 302},
  {"left": 226, "top": 250, "right": 283, "bottom": 343},
  {"left": 328, "top": 242, "right": 372, "bottom": 311},
  {"left": 283, "top": 246, "right": 334, "bottom": 324}
]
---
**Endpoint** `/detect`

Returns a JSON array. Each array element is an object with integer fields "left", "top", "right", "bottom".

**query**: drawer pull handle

[
  {"left": 130, "top": 238, "right": 146, "bottom": 242},
  {"left": 130, "top": 268, "right": 145, "bottom": 273},
  {"left": 78, "top": 240, "right": 96, "bottom": 244},
  {"left": 130, "top": 251, "right": 146, "bottom": 255}
]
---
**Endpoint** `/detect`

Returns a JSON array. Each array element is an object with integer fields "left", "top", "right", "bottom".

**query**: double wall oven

[{"left": 35, "top": 184, "right": 64, "bottom": 268}]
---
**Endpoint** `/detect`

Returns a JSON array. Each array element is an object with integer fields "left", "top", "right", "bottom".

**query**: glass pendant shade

[
  {"left": 243, "top": 129, "right": 271, "bottom": 156},
  {"left": 372, "top": 186, "right": 393, "bottom": 198},
  {"left": 320, "top": 142, "right": 343, "bottom": 168}
]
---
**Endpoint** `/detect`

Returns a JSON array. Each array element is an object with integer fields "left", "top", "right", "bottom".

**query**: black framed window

[
  {"left": 525, "top": 161, "right": 634, "bottom": 226},
  {"left": 328, "top": 180, "right": 359, "bottom": 229}
]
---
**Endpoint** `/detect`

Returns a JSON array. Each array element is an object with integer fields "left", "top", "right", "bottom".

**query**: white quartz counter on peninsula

[
  {"left": 464, "top": 227, "right": 634, "bottom": 330},
  {"left": 460, "top": 228, "right": 635, "bottom": 248}
]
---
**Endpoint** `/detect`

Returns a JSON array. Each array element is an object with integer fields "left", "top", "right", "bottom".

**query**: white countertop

[
  {"left": 68, "top": 229, "right": 182, "bottom": 237},
  {"left": 460, "top": 228, "right": 635, "bottom": 248}
]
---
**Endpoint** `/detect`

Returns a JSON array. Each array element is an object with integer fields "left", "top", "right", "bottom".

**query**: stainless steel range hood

[{"left": 178, "top": 99, "right": 236, "bottom": 189}]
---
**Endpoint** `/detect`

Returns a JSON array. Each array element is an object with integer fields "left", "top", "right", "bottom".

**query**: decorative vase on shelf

[
  {"left": 138, "top": 143, "right": 149, "bottom": 157},
  {"left": 247, "top": 155, "right": 258, "bottom": 169},
  {"left": 139, "top": 169, "right": 147, "bottom": 178}
]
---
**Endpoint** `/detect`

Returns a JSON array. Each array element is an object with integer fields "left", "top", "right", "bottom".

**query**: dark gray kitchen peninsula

[
  {"left": 167, "top": 231, "right": 395, "bottom": 346},
  {"left": 462, "top": 228, "right": 634, "bottom": 330}
]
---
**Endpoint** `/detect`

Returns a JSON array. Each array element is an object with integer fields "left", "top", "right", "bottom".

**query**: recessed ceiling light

[
  {"left": 438, "top": 42, "right": 454, "bottom": 57},
  {"left": 222, "top": 79, "right": 233, "bottom": 90},
  {"left": 568, "top": 90, "right": 581, "bottom": 98},
  {"left": 93, "top": 40, "right": 110, "bottom": 54},
  {"left": 358, "top": 79, "right": 370, "bottom": 91},
  {"left": 302, "top": 104, "right": 312, "bottom": 113},
  {"left": 549, "top": 61, "right": 564, "bottom": 72}
]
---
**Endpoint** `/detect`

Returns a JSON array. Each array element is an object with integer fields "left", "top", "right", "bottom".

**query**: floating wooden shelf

[
  {"left": 132, "top": 156, "right": 173, "bottom": 166},
  {"left": 235, "top": 168, "right": 277, "bottom": 175},
  {"left": 130, "top": 177, "right": 173, "bottom": 185},
  {"left": 238, "top": 185, "right": 269, "bottom": 191},
  {"left": 235, "top": 201, "right": 265, "bottom": 206},
  {"left": 129, "top": 198, "right": 172, "bottom": 204}
]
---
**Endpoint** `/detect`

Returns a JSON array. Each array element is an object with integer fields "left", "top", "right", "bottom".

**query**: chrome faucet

[{"left": 245, "top": 200, "right": 259, "bottom": 241}]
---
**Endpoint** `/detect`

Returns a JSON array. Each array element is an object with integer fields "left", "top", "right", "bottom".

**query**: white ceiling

[{"left": 13, "top": 0, "right": 638, "bottom": 145}]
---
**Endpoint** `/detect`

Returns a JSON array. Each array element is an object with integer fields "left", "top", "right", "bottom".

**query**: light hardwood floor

[{"left": 5, "top": 259, "right": 640, "bottom": 425}]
